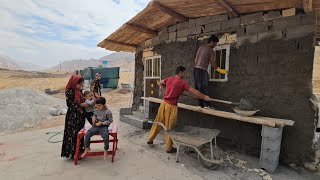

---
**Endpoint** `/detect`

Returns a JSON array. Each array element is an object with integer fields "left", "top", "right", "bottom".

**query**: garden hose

[{"left": 46, "top": 131, "right": 64, "bottom": 143}]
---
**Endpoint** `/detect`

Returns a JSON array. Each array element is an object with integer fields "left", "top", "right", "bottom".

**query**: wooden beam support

[
  {"left": 142, "top": 97, "right": 295, "bottom": 127},
  {"left": 216, "top": 0, "right": 238, "bottom": 18},
  {"left": 124, "top": 23, "right": 158, "bottom": 36},
  {"left": 103, "top": 40, "right": 138, "bottom": 49},
  {"left": 303, "top": 0, "right": 313, "bottom": 13},
  {"left": 150, "top": 1, "right": 188, "bottom": 22}
]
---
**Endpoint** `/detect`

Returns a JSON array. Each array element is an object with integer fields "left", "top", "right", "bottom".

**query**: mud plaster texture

[
  {"left": 134, "top": 32, "right": 317, "bottom": 165},
  {"left": 132, "top": 51, "right": 144, "bottom": 111}
]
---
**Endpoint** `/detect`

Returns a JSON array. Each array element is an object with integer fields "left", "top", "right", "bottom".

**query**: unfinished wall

[
  {"left": 132, "top": 51, "right": 143, "bottom": 110},
  {"left": 135, "top": 10, "right": 317, "bottom": 165}
]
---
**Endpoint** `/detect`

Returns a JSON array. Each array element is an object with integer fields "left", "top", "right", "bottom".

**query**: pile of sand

[{"left": 0, "top": 88, "right": 65, "bottom": 132}]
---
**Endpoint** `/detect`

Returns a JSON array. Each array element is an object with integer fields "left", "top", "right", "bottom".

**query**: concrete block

[
  {"left": 261, "top": 126, "right": 283, "bottom": 140},
  {"left": 177, "top": 21, "right": 189, "bottom": 30},
  {"left": 236, "top": 26, "right": 245, "bottom": 37},
  {"left": 282, "top": 8, "right": 296, "bottom": 17},
  {"left": 301, "top": 13, "right": 316, "bottom": 25},
  {"left": 122, "top": 115, "right": 151, "bottom": 129},
  {"left": 210, "top": 14, "right": 228, "bottom": 23},
  {"left": 241, "top": 12, "right": 263, "bottom": 25},
  {"left": 260, "top": 149, "right": 280, "bottom": 163},
  {"left": 263, "top": 11, "right": 282, "bottom": 21},
  {"left": 158, "top": 27, "right": 168, "bottom": 35},
  {"left": 261, "top": 137, "right": 281, "bottom": 152},
  {"left": 169, "top": 32, "right": 177, "bottom": 40},
  {"left": 152, "top": 36, "right": 160, "bottom": 45},
  {"left": 120, "top": 108, "right": 132, "bottom": 115},
  {"left": 177, "top": 37, "right": 188, "bottom": 42},
  {"left": 189, "top": 19, "right": 196, "bottom": 27},
  {"left": 259, "top": 157, "right": 279, "bottom": 173},
  {"left": 246, "top": 21, "right": 269, "bottom": 35},
  {"left": 145, "top": 39, "right": 152, "bottom": 46},
  {"left": 221, "top": 18, "right": 240, "bottom": 30},
  {"left": 226, "top": 34, "right": 237, "bottom": 44},
  {"left": 258, "top": 31, "right": 283, "bottom": 42},
  {"left": 120, "top": 115, "right": 132, "bottom": 124},
  {"left": 177, "top": 29, "right": 189, "bottom": 38},
  {"left": 285, "top": 25, "right": 315, "bottom": 40},
  {"left": 236, "top": 34, "right": 258, "bottom": 47},
  {"left": 196, "top": 16, "right": 211, "bottom": 26},
  {"left": 168, "top": 24, "right": 177, "bottom": 32},
  {"left": 272, "top": 15, "right": 301, "bottom": 31},
  {"left": 159, "top": 32, "right": 169, "bottom": 41},
  {"left": 204, "top": 22, "right": 221, "bottom": 33},
  {"left": 189, "top": 26, "right": 202, "bottom": 35}
]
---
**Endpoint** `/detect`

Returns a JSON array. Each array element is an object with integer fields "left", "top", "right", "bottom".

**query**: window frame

[
  {"left": 144, "top": 55, "right": 162, "bottom": 79},
  {"left": 208, "top": 44, "right": 230, "bottom": 82}
]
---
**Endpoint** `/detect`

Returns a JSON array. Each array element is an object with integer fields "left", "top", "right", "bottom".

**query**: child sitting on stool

[{"left": 82, "top": 97, "right": 113, "bottom": 160}]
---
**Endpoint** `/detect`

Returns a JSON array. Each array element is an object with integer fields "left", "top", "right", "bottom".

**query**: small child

[
  {"left": 82, "top": 97, "right": 113, "bottom": 160},
  {"left": 83, "top": 91, "right": 95, "bottom": 125}
]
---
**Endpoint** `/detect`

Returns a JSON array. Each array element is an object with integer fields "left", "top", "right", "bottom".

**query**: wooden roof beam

[
  {"left": 303, "top": 0, "right": 313, "bottom": 13},
  {"left": 102, "top": 40, "right": 138, "bottom": 49},
  {"left": 124, "top": 23, "right": 158, "bottom": 36},
  {"left": 150, "top": 1, "right": 188, "bottom": 22},
  {"left": 216, "top": 0, "right": 238, "bottom": 18}
]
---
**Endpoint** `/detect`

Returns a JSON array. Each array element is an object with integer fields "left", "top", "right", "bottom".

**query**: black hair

[
  {"left": 96, "top": 97, "right": 106, "bottom": 105},
  {"left": 208, "top": 35, "right": 219, "bottom": 43},
  {"left": 77, "top": 77, "right": 84, "bottom": 84},
  {"left": 83, "top": 91, "right": 91, "bottom": 97},
  {"left": 175, "top": 66, "right": 186, "bottom": 75}
]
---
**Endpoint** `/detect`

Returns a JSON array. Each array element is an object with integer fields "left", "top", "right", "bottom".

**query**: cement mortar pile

[{"left": 0, "top": 88, "right": 65, "bottom": 132}]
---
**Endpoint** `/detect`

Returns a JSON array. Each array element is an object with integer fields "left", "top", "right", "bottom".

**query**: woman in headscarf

[{"left": 61, "top": 75, "right": 88, "bottom": 158}]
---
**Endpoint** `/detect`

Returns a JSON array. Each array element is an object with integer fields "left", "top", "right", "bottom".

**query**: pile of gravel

[{"left": 0, "top": 88, "right": 65, "bottom": 132}]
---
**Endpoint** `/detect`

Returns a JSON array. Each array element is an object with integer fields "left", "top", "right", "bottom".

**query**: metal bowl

[{"left": 232, "top": 108, "right": 259, "bottom": 117}]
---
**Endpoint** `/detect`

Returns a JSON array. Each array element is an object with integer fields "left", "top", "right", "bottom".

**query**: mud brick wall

[{"left": 135, "top": 11, "right": 317, "bottom": 165}]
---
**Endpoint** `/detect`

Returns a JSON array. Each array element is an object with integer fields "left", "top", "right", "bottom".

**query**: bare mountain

[
  {"left": 46, "top": 52, "right": 135, "bottom": 73},
  {"left": 0, "top": 55, "right": 43, "bottom": 71}
]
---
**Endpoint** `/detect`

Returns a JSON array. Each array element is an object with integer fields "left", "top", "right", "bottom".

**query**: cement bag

[
  {"left": 60, "top": 108, "right": 68, "bottom": 115},
  {"left": 48, "top": 107, "right": 62, "bottom": 116}
]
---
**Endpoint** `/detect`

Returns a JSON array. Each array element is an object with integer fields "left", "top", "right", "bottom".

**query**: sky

[{"left": 0, "top": 0, "right": 150, "bottom": 67}]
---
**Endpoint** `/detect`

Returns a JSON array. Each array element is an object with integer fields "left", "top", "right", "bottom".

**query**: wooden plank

[
  {"left": 304, "top": 0, "right": 313, "bottom": 13},
  {"left": 124, "top": 23, "right": 158, "bottom": 36},
  {"left": 216, "top": 0, "right": 239, "bottom": 18},
  {"left": 103, "top": 40, "right": 138, "bottom": 49},
  {"left": 142, "top": 97, "right": 295, "bottom": 127},
  {"left": 150, "top": 1, "right": 189, "bottom": 22}
]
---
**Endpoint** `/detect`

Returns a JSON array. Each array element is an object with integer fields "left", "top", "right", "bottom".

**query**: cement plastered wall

[
  {"left": 132, "top": 51, "right": 143, "bottom": 110},
  {"left": 135, "top": 11, "right": 317, "bottom": 165}
]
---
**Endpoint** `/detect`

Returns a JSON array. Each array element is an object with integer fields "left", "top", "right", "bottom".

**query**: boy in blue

[{"left": 82, "top": 97, "right": 113, "bottom": 160}]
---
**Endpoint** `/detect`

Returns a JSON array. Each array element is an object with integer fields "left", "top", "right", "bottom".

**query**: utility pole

[{"left": 60, "top": 61, "right": 61, "bottom": 74}]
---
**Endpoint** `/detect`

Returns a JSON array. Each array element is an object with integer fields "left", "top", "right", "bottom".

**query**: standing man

[
  {"left": 91, "top": 73, "right": 102, "bottom": 98},
  {"left": 147, "top": 66, "right": 213, "bottom": 153},
  {"left": 194, "top": 35, "right": 227, "bottom": 109}
]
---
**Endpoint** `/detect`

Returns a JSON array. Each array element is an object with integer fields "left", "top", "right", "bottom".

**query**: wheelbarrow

[{"left": 148, "top": 121, "right": 224, "bottom": 169}]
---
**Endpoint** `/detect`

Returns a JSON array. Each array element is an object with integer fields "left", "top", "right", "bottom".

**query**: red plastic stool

[{"left": 74, "top": 123, "right": 118, "bottom": 165}]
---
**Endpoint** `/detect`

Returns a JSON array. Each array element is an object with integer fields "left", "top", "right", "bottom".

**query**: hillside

[
  {"left": 0, "top": 55, "right": 43, "bottom": 71},
  {"left": 46, "top": 52, "right": 135, "bottom": 73}
]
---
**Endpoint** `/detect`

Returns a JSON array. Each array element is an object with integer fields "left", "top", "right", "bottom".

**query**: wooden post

[
  {"left": 125, "top": 23, "right": 158, "bottom": 36},
  {"left": 216, "top": 0, "right": 238, "bottom": 18},
  {"left": 150, "top": 1, "right": 188, "bottom": 22},
  {"left": 103, "top": 40, "right": 138, "bottom": 49}
]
